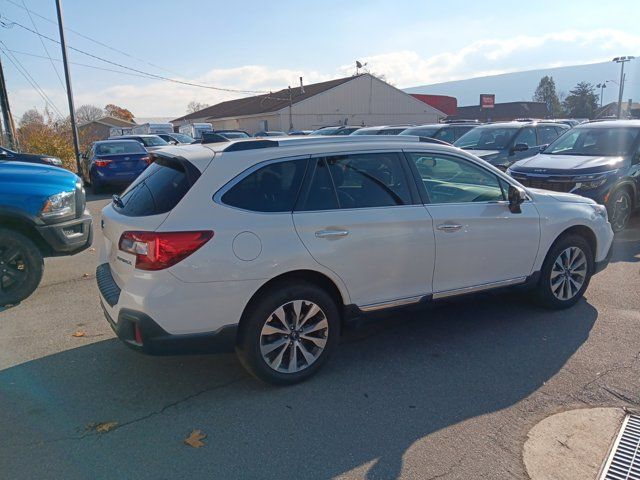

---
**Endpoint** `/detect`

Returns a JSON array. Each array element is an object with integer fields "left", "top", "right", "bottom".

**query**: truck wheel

[
  {"left": 535, "top": 234, "right": 593, "bottom": 309},
  {"left": 0, "top": 228, "right": 44, "bottom": 306},
  {"left": 236, "top": 282, "right": 340, "bottom": 385},
  {"left": 607, "top": 188, "right": 632, "bottom": 233}
]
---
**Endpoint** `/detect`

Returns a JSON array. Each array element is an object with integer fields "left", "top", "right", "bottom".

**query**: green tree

[
  {"left": 562, "top": 82, "right": 599, "bottom": 119},
  {"left": 533, "top": 76, "right": 562, "bottom": 117}
]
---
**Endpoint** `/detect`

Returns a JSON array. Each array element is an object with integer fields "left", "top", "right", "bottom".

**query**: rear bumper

[
  {"left": 101, "top": 303, "right": 237, "bottom": 355},
  {"left": 36, "top": 211, "right": 93, "bottom": 255},
  {"left": 96, "top": 263, "right": 238, "bottom": 355}
]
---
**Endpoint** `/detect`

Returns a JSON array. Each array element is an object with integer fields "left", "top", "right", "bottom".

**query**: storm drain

[{"left": 600, "top": 414, "right": 640, "bottom": 480}]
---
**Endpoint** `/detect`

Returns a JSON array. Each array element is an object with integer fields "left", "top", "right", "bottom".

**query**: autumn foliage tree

[
  {"left": 104, "top": 104, "right": 134, "bottom": 122},
  {"left": 17, "top": 108, "right": 77, "bottom": 172}
]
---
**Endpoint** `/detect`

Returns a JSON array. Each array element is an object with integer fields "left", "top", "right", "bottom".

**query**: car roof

[
  {"left": 579, "top": 120, "right": 640, "bottom": 128},
  {"left": 94, "top": 139, "right": 141, "bottom": 144},
  {"left": 112, "top": 134, "right": 160, "bottom": 138}
]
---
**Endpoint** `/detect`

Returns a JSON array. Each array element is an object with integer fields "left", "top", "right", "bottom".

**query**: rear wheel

[
  {"left": 90, "top": 173, "right": 103, "bottom": 194},
  {"left": 236, "top": 282, "right": 340, "bottom": 385},
  {"left": 0, "top": 228, "right": 44, "bottom": 306},
  {"left": 535, "top": 234, "right": 593, "bottom": 309},
  {"left": 607, "top": 188, "right": 632, "bottom": 233}
]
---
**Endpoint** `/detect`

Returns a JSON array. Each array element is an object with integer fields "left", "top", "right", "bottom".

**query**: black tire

[
  {"left": 236, "top": 281, "right": 340, "bottom": 385},
  {"left": 607, "top": 188, "right": 632, "bottom": 233},
  {"left": 535, "top": 234, "right": 594, "bottom": 309},
  {"left": 0, "top": 228, "right": 44, "bottom": 306},
  {"left": 90, "top": 174, "right": 103, "bottom": 194}
]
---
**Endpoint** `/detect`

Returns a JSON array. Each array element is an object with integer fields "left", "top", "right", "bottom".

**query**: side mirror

[
  {"left": 508, "top": 184, "right": 526, "bottom": 214},
  {"left": 512, "top": 143, "right": 529, "bottom": 153},
  {"left": 539, "top": 144, "right": 549, "bottom": 152},
  {"left": 169, "top": 140, "right": 178, "bottom": 145},
  {"left": 0, "top": 151, "right": 9, "bottom": 159}
]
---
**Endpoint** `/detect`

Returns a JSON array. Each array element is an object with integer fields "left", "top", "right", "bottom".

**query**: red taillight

[
  {"left": 134, "top": 324, "right": 143, "bottom": 344},
  {"left": 95, "top": 160, "right": 112, "bottom": 167},
  {"left": 141, "top": 156, "right": 152, "bottom": 166},
  {"left": 118, "top": 231, "right": 213, "bottom": 271}
]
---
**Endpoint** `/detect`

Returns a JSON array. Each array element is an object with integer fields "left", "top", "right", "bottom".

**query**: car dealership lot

[{"left": 1, "top": 195, "right": 639, "bottom": 479}]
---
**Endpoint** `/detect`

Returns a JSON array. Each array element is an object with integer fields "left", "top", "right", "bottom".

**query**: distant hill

[{"left": 404, "top": 62, "right": 639, "bottom": 107}]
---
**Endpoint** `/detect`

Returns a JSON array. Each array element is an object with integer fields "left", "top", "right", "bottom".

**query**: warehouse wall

[{"left": 280, "top": 74, "right": 444, "bottom": 131}]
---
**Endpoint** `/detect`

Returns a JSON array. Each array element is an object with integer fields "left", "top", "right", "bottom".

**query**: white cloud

[{"left": 8, "top": 28, "right": 640, "bottom": 119}]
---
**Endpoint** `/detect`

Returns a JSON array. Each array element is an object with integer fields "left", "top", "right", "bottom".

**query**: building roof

[
  {"left": 171, "top": 75, "right": 364, "bottom": 123},
  {"left": 133, "top": 117, "right": 174, "bottom": 125},
  {"left": 449, "top": 101, "right": 549, "bottom": 121},
  {"left": 78, "top": 116, "right": 135, "bottom": 128}
]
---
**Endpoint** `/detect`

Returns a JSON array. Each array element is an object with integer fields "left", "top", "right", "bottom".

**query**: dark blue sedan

[{"left": 80, "top": 140, "right": 152, "bottom": 194}]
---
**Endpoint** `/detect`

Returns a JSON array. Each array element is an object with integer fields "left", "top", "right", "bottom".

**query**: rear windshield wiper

[{"left": 112, "top": 194, "right": 124, "bottom": 209}]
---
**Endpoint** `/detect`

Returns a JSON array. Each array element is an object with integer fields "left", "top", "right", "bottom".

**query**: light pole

[
  {"left": 596, "top": 82, "right": 608, "bottom": 108},
  {"left": 613, "top": 56, "right": 635, "bottom": 119}
]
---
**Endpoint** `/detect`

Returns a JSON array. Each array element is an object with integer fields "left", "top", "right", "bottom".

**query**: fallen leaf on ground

[
  {"left": 72, "top": 330, "right": 86, "bottom": 337},
  {"left": 86, "top": 421, "right": 118, "bottom": 433},
  {"left": 89, "top": 248, "right": 96, "bottom": 252},
  {"left": 184, "top": 429, "right": 206, "bottom": 448},
  {"left": 82, "top": 273, "right": 90, "bottom": 278}
]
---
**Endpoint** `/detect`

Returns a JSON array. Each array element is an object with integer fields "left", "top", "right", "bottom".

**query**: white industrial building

[{"left": 171, "top": 74, "right": 444, "bottom": 134}]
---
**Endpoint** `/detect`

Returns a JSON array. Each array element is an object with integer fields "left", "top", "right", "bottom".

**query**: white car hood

[
  {"left": 514, "top": 153, "right": 625, "bottom": 170},
  {"left": 527, "top": 188, "right": 596, "bottom": 205}
]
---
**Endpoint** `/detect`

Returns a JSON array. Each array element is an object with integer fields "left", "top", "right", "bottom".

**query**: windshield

[
  {"left": 312, "top": 127, "right": 341, "bottom": 135},
  {"left": 171, "top": 133, "right": 195, "bottom": 143},
  {"left": 545, "top": 127, "right": 640, "bottom": 156},
  {"left": 400, "top": 127, "right": 440, "bottom": 137},
  {"left": 96, "top": 141, "right": 146, "bottom": 155},
  {"left": 220, "top": 131, "right": 250, "bottom": 139},
  {"left": 351, "top": 128, "right": 380, "bottom": 135},
  {"left": 140, "top": 136, "right": 169, "bottom": 147},
  {"left": 454, "top": 126, "right": 520, "bottom": 150}
]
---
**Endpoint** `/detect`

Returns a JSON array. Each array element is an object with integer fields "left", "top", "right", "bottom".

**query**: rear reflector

[
  {"left": 134, "top": 324, "right": 143, "bottom": 344},
  {"left": 118, "top": 230, "right": 213, "bottom": 271},
  {"left": 95, "top": 160, "right": 112, "bottom": 167}
]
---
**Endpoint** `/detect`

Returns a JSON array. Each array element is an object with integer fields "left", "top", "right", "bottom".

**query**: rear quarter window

[
  {"left": 221, "top": 159, "right": 307, "bottom": 212},
  {"left": 114, "top": 156, "right": 197, "bottom": 216}
]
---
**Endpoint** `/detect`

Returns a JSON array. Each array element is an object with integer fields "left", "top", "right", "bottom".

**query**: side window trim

[{"left": 213, "top": 155, "right": 310, "bottom": 213}]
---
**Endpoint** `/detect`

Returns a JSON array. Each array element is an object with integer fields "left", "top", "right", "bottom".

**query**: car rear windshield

[
  {"left": 140, "top": 136, "right": 169, "bottom": 147},
  {"left": 454, "top": 127, "right": 520, "bottom": 150},
  {"left": 545, "top": 127, "right": 640, "bottom": 156},
  {"left": 113, "top": 156, "right": 198, "bottom": 216},
  {"left": 96, "top": 141, "right": 146, "bottom": 155}
]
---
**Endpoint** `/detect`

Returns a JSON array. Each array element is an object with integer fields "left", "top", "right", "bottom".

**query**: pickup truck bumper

[{"left": 36, "top": 210, "right": 93, "bottom": 256}]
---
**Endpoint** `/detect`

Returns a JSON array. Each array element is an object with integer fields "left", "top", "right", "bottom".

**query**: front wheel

[
  {"left": 535, "top": 234, "right": 593, "bottom": 309},
  {"left": 607, "top": 188, "right": 632, "bottom": 233},
  {"left": 236, "top": 282, "right": 340, "bottom": 385},
  {"left": 0, "top": 228, "right": 44, "bottom": 306}
]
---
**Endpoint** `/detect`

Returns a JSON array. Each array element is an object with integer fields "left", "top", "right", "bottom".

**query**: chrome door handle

[
  {"left": 436, "top": 223, "right": 463, "bottom": 232},
  {"left": 315, "top": 229, "right": 349, "bottom": 238}
]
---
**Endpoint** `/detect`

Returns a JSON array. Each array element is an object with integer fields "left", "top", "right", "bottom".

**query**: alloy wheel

[
  {"left": 260, "top": 300, "right": 329, "bottom": 373},
  {"left": 550, "top": 246, "right": 587, "bottom": 301},
  {"left": 0, "top": 246, "right": 27, "bottom": 294},
  {"left": 610, "top": 193, "right": 631, "bottom": 232}
]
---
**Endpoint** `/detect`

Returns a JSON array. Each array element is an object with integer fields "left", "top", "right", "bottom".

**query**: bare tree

[
  {"left": 76, "top": 104, "right": 104, "bottom": 124},
  {"left": 187, "top": 101, "right": 209, "bottom": 114},
  {"left": 19, "top": 109, "right": 44, "bottom": 127}
]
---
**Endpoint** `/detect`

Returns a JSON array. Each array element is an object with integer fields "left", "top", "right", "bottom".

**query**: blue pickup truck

[{"left": 0, "top": 160, "right": 92, "bottom": 306}]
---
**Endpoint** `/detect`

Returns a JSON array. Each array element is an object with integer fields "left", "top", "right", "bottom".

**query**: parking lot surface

[{"left": 1, "top": 195, "right": 639, "bottom": 480}]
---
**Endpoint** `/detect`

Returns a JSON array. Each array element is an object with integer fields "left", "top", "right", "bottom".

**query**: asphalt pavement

[{"left": 1, "top": 195, "right": 639, "bottom": 480}]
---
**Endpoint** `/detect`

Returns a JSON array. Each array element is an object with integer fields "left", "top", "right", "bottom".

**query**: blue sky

[{"left": 1, "top": 0, "right": 639, "bottom": 118}]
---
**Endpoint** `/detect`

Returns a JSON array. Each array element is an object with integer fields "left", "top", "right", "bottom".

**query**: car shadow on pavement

[
  {"left": 0, "top": 293, "right": 597, "bottom": 480},
  {"left": 610, "top": 214, "right": 640, "bottom": 264}
]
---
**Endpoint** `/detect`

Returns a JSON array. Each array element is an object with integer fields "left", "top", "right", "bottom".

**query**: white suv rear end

[{"left": 97, "top": 137, "right": 614, "bottom": 384}]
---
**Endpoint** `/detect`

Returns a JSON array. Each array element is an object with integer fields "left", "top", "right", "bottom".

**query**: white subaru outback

[{"left": 97, "top": 136, "right": 614, "bottom": 384}]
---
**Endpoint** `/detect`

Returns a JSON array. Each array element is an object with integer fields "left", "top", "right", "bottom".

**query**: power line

[
  {"left": 6, "top": 0, "right": 184, "bottom": 77},
  {"left": 1, "top": 15, "right": 269, "bottom": 95},
  {"left": 0, "top": 41, "right": 65, "bottom": 118},
  {"left": 7, "top": 48, "right": 167, "bottom": 80},
  {"left": 20, "top": 0, "right": 65, "bottom": 90}
]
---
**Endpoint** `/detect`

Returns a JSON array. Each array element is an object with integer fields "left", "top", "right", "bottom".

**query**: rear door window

[
  {"left": 538, "top": 126, "right": 560, "bottom": 145},
  {"left": 296, "top": 159, "right": 339, "bottom": 211},
  {"left": 221, "top": 159, "right": 307, "bottom": 212},
  {"left": 515, "top": 127, "right": 538, "bottom": 147},
  {"left": 114, "top": 156, "right": 198, "bottom": 216},
  {"left": 325, "top": 153, "right": 411, "bottom": 208},
  {"left": 433, "top": 128, "right": 455, "bottom": 143}
]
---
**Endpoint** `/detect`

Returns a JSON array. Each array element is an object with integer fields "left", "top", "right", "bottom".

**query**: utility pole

[
  {"left": 55, "top": 0, "right": 81, "bottom": 172},
  {"left": 613, "top": 56, "right": 635, "bottom": 119},
  {"left": 596, "top": 82, "right": 607, "bottom": 108},
  {"left": 288, "top": 86, "right": 293, "bottom": 132},
  {"left": 0, "top": 54, "right": 17, "bottom": 150}
]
